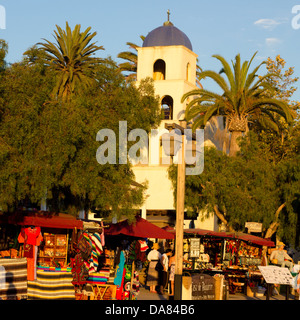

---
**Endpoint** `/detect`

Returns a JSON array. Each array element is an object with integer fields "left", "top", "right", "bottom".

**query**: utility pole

[
  {"left": 163, "top": 121, "right": 187, "bottom": 300},
  {"left": 174, "top": 122, "right": 186, "bottom": 300}
]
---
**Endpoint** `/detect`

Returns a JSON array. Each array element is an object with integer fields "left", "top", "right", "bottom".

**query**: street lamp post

[
  {"left": 163, "top": 121, "right": 186, "bottom": 300},
  {"left": 174, "top": 131, "right": 185, "bottom": 300},
  {"left": 163, "top": 121, "right": 203, "bottom": 300}
]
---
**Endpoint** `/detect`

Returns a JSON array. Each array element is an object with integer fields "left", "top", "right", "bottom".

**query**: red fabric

[
  {"left": 23, "top": 243, "right": 34, "bottom": 258},
  {"left": 25, "top": 226, "right": 41, "bottom": 245},
  {"left": 233, "top": 232, "right": 274, "bottom": 247},
  {"left": 106, "top": 217, "right": 175, "bottom": 239},
  {"left": 3, "top": 211, "right": 83, "bottom": 229},
  {"left": 182, "top": 229, "right": 274, "bottom": 247}
]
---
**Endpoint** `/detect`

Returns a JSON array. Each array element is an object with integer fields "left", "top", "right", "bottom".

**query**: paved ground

[{"left": 137, "top": 286, "right": 299, "bottom": 301}]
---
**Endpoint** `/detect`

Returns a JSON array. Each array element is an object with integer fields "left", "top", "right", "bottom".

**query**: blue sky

[{"left": 1, "top": 0, "right": 300, "bottom": 100}]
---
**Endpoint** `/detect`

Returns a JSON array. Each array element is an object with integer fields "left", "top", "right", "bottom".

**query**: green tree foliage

[
  {"left": 181, "top": 52, "right": 296, "bottom": 156},
  {"left": 169, "top": 132, "right": 300, "bottom": 246},
  {"left": 39, "top": 22, "right": 104, "bottom": 100},
  {"left": 0, "top": 43, "right": 161, "bottom": 221},
  {"left": 0, "top": 40, "right": 8, "bottom": 71},
  {"left": 252, "top": 55, "right": 300, "bottom": 164}
]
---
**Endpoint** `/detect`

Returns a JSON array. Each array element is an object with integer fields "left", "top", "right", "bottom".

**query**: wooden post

[
  {"left": 174, "top": 133, "right": 185, "bottom": 300},
  {"left": 130, "top": 261, "right": 135, "bottom": 300},
  {"left": 266, "top": 283, "right": 270, "bottom": 300}
]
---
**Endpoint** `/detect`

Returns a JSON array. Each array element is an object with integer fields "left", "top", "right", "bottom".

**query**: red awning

[
  {"left": 105, "top": 216, "right": 175, "bottom": 239},
  {"left": 162, "top": 225, "right": 175, "bottom": 232},
  {"left": 181, "top": 228, "right": 274, "bottom": 247},
  {"left": 233, "top": 232, "right": 274, "bottom": 247},
  {"left": 0, "top": 210, "right": 83, "bottom": 229},
  {"left": 183, "top": 228, "right": 235, "bottom": 239}
]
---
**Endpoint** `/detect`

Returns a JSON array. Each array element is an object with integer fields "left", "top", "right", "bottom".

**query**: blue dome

[{"left": 143, "top": 23, "right": 193, "bottom": 51}]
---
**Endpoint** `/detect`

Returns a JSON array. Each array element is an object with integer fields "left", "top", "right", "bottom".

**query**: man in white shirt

[{"left": 270, "top": 242, "right": 294, "bottom": 271}]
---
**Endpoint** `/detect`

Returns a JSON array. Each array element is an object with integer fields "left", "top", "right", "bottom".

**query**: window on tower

[
  {"left": 186, "top": 62, "right": 191, "bottom": 82},
  {"left": 153, "top": 59, "right": 166, "bottom": 80},
  {"left": 161, "top": 95, "right": 173, "bottom": 120}
]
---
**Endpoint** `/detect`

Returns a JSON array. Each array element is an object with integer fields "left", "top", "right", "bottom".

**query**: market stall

[
  {"left": 0, "top": 210, "right": 84, "bottom": 299},
  {"left": 166, "top": 227, "right": 275, "bottom": 298},
  {"left": 104, "top": 216, "right": 175, "bottom": 300},
  {"left": 68, "top": 225, "right": 114, "bottom": 300}
]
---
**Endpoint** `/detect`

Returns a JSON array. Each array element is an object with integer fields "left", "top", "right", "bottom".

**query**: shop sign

[
  {"left": 245, "top": 222, "right": 262, "bottom": 233},
  {"left": 190, "top": 238, "right": 200, "bottom": 258},
  {"left": 258, "top": 266, "right": 294, "bottom": 285},
  {"left": 191, "top": 274, "right": 215, "bottom": 300}
]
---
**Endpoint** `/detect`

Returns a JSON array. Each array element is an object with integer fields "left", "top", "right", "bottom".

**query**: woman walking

[{"left": 146, "top": 243, "right": 162, "bottom": 293}]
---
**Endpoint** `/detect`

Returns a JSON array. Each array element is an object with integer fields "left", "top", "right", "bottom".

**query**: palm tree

[
  {"left": 39, "top": 22, "right": 104, "bottom": 99},
  {"left": 181, "top": 52, "right": 295, "bottom": 156},
  {"left": 117, "top": 36, "right": 145, "bottom": 81}
]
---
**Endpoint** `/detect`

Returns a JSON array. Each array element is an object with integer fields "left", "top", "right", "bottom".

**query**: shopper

[
  {"left": 168, "top": 251, "right": 175, "bottom": 296},
  {"left": 160, "top": 249, "right": 172, "bottom": 293},
  {"left": 297, "top": 271, "right": 300, "bottom": 300},
  {"left": 146, "top": 243, "right": 162, "bottom": 293}
]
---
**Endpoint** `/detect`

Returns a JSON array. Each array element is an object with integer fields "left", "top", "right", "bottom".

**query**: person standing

[
  {"left": 168, "top": 251, "right": 176, "bottom": 296},
  {"left": 297, "top": 270, "right": 300, "bottom": 300},
  {"left": 146, "top": 243, "right": 162, "bottom": 293},
  {"left": 270, "top": 242, "right": 294, "bottom": 271},
  {"left": 160, "top": 249, "right": 172, "bottom": 293}
]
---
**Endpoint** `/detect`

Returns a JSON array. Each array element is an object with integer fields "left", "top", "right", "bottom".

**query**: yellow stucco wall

[{"left": 133, "top": 40, "right": 219, "bottom": 231}]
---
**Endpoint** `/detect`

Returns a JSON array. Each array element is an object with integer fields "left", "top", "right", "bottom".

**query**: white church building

[{"left": 131, "top": 17, "right": 229, "bottom": 230}]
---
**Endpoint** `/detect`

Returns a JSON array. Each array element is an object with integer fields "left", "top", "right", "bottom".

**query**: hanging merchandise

[
  {"left": 100, "top": 221, "right": 105, "bottom": 246},
  {"left": 87, "top": 232, "right": 103, "bottom": 273},
  {"left": 70, "top": 253, "right": 89, "bottom": 286},
  {"left": 70, "top": 230, "right": 106, "bottom": 285},
  {"left": 183, "top": 239, "right": 190, "bottom": 253},
  {"left": 114, "top": 250, "right": 125, "bottom": 287},
  {"left": 128, "top": 240, "right": 147, "bottom": 263},
  {"left": 79, "top": 232, "right": 93, "bottom": 262},
  {"left": 18, "top": 226, "right": 43, "bottom": 281},
  {"left": 138, "top": 240, "right": 148, "bottom": 252}
]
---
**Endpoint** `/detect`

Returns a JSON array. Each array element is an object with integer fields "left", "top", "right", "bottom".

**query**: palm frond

[
  {"left": 213, "top": 54, "right": 235, "bottom": 90},
  {"left": 39, "top": 22, "right": 103, "bottom": 99}
]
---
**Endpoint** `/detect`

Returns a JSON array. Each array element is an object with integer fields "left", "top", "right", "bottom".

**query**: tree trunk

[
  {"left": 264, "top": 203, "right": 286, "bottom": 239},
  {"left": 213, "top": 205, "right": 235, "bottom": 233},
  {"left": 229, "top": 131, "right": 243, "bottom": 157}
]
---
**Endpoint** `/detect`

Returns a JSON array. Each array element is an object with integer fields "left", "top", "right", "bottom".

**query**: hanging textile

[
  {"left": 100, "top": 220, "right": 105, "bottom": 247},
  {"left": 70, "top": 230, "right": 105, "bottom": 284},
  {"left": 0, "top": 258, "right": 28, "bottom": 300},
  {"left": 114, "top": 250, "right": 125, "bottom": 287},
  {"left": 138, "top": 240, "right": 148, "bottom": 252},
  {"left": 128, "top": 240, "right": 147, "bottom": 262},
  {"left": 88, "top": 232, "right": 103, "bottom": 273},
  {"left": 18, "top": 227, "right": 43, "bottom": 281},
  {"left": 70, "top": 253, "right": 89, "bottom": 286}
]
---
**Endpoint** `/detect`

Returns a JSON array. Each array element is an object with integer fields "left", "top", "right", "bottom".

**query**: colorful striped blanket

[
  {"left": 0, "top": 258, "right": 28, "bottom": 300},
  {"left": 28, "top": 269, "right": 75, "bottom": 300},
  {"left": 37, "top": 266, "right": 72, "bottom": 272},
  {"left": 87, "top": 270, "right": 110, "bottom": 284}
]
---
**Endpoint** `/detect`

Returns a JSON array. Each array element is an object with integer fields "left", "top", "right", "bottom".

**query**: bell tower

[
  {"left": 133, "top": 15, "right": 202, "bottom": 226},
  {"left": 136, "top": 14, "right": 198, "bottom": 125}
]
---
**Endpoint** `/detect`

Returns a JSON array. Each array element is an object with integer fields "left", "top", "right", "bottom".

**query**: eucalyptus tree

[
  {"left": 182, "top": 52, "right": 295, "bottom": 156},
  {"left": 39, "top": 22, "right": 104, "bottom": 100}
]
